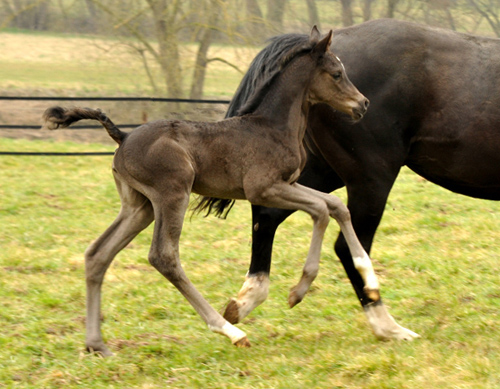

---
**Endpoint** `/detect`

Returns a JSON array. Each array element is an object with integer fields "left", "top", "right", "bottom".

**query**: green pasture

[
  {"left": 0, "top": 137, "right": 499, "bottom": 388},
  {"left": 1, "top": 28, "right": 500, "bottom": 388}
]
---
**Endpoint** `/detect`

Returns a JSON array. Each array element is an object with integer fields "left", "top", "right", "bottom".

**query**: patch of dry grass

[{"left": 0, "top": 31, "right": 258, "bottom": 97}]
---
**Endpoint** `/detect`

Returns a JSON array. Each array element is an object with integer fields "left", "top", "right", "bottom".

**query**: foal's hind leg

[
  {"left": 148, "top": 191, "right": 250, "bottom": 347},
  {"left": 85, "top": 178, "right": 154, "bottom": 356}
]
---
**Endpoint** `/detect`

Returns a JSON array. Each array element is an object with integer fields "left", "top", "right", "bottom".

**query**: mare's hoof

[
  {"left": 364, "top": 287, "right": 381, "bottom": 302},
  {"left": 387, "top": 327, "right": 420, "bottom": 341},
  {"left": 86, "top": 344, "right": 113, "bottom": 357},
  {"left": 233, "top": 336, "right": 251, "bottom": 348},
  {"left": 288, "top": 288, "right": 303, "bottom": 308},
  {"left": 223, "top": 298, "right": 240, "bottom": 324}
]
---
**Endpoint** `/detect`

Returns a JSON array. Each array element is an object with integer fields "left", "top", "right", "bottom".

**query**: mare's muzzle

[{"left": 353, "top": 97, "right": 370, "bottom": 120}]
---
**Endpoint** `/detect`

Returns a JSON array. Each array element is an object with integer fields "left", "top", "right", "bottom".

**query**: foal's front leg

[
  {"left": 224, "top": 182, "right": 331, "bottom": 323},
  {"left": 298, "top": 184, "right": 380, "bottom": 300}
]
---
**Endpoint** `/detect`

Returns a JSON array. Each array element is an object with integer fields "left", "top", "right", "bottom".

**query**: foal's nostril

[{"left": 364, "top": 98, "right": 370, "bottom": 110}]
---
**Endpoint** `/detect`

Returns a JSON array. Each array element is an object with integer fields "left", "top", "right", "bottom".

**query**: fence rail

[
  {"left": 0, "top": 96, "right": 230, "bottom": 156},
  {"left": 0, "top": 96, "right": 231, "bottom": 103}
]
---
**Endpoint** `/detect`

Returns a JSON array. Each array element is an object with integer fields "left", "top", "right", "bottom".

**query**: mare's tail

[{"left": 43, "top": 106, "right": 126, "bottom": 145}]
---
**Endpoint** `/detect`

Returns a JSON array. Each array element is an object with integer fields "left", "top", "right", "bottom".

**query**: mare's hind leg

[
  {"left": 148, "top": 191, "right": 250, "bottom": 347},
  {"left": 86, "top": 177, "right": 154, "bottom": 356}
]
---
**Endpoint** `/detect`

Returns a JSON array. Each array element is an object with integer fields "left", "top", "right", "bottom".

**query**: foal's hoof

[
  {"left": 223, "top": 298, "right": 240, "bottom": 324},
  {"left": 288, "top": 287, "right": 304, "bottom": 308},
  {"left": 233, "top": 336, "right": 251, "bottom": 348},
  {"left": 86, "top": 344, "right": 113, "bottom": 357}
]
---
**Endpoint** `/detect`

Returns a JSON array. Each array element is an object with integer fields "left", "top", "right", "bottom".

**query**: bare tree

[
  {"left": 87, "top": 0, "right": 183, "bottom": 97},
  {"left": 190, "top": 0, "right": 220, "bottom": 99},
  {"left": 1, "top": 0, "right": 50, "bottom": 30},
  {"left": 386, "top": 0, "right": 400, "bottom": 18},
  {"left": 246, "top": 0, "right": 265, "bottom": 41},
  {"left": 363, "top": 0, "right": 375, "bottom": 21},
  {"left": 305, "top": 0, "right": 320, "bottom": 29},
  {"left": 85, "top": 0, "right": 245, "bottom": 99},
  {"left": 267, "top": 0, "right": 287, "bottom": 33},
  {"left": 146, "top": 0, "right": 183, "bottom": 97},
  {"left": 340, "top": 0, "right": 354, "bottom": 26},
  {"left": 467, "top": 0, "right": 500, "bottom": 36}
]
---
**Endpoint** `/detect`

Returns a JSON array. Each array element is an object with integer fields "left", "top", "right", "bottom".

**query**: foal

[{"left": 44, "top": 28, "right": 371, "bottom": 356}]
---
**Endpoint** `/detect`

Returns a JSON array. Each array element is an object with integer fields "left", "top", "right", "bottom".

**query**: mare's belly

[{"left": 406, "top": 134, "right": 500, "bottom": 200}]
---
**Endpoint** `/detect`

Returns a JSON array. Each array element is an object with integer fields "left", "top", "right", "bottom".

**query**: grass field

[
  {"left": 1, "top": 28, "right": 500, "bottom": 388},
  {"left": 0, "top": 137, "right": 499, "bottom": 388}
]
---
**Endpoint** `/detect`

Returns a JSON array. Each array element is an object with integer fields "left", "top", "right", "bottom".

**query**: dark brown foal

[{"left": 43, "top": 27, "right": 372, "bottom": 356}]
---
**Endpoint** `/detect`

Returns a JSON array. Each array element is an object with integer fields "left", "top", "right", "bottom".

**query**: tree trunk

[
  {"left": 340, "top": 0, "right": 354, "bottom": 27},
  {"left": 147, "top": 0, "right": 183, "bottom": 97},
  {"left": 190, "top": 1, "right": 219, "bottom": 100},
  {"left": 362, "top": 0, "right": 375, "bottom": 21},
  {"left": 386, "top": 0, "right": 399, "bottom": 18},
  {"left": 267, "top": 0, "right": 287, "bottom": 34},
  {"left": 246, "top": 0, "right": 265, "bottom": 42},
  {"left": 84, "top": 0, "right": 98, "bottom": 31},
  {"left": 305, "top": 0, "right": 320, "bottom": 30}
]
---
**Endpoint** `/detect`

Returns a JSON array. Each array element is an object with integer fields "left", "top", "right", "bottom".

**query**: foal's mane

[{"left": 236, "top": 37, "right": 316, "bottom": 116}]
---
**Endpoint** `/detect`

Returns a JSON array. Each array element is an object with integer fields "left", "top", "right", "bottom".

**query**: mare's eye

[{"left": 332, "top": 72, "right": 342, "bottom": 80}]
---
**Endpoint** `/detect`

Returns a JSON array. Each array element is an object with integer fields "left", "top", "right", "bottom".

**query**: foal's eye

[{"left": 332, "top": 72, "right": 342, "bottom": 80}]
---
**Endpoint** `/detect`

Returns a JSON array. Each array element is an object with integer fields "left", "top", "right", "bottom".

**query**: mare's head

[{"left": 306, "top": 26, "right": 369, "bottom": 121}]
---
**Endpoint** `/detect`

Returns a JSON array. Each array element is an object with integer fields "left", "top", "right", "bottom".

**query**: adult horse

[{"left": 215, "top": 18, "right": 500, "bottom": 340}]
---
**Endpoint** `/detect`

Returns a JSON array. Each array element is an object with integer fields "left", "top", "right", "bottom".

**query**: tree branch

[
  {"left": 207, "top": 57, "right": 244, "bottom": 74},
  {"left": 87, "top": 0, "right": 161, "bottom": 62}
]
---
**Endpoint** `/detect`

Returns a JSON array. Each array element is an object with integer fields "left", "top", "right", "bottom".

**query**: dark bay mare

[
  {"left": 43, "top": 28, "right": 370, "bottom": 356},
  {"left": 214, "top": 19, "right": 500, "bottom": 340}
]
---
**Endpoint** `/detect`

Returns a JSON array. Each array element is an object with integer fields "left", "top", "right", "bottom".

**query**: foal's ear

[
  {"left": 313, "top": 30, "right": 333, "bottom": 54},
  {"left": 310, "top": 25, "right": 321, "bottom": 41}
]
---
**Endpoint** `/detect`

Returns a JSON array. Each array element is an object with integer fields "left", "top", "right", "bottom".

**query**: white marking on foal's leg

[
  {"left": 208, "top": 322, "right": 250, "bottom": 347},
  {"left": 364, "top": 301, "right": 420, "bottom": 341},
  {"left": 223, "top": 273, "right": 270, "bottom": 324},
  {"left": 353, "top": 252, "right": 380, "bottom": 300}
]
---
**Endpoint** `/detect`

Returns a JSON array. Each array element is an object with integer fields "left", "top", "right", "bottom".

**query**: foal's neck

[{"left": 253, "top": 55, "right": 314, "bottom": 138}]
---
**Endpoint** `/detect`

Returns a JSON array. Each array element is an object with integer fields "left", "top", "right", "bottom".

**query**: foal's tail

[{"left": 42, "top": 106, "right": 126, "bottom": 145}]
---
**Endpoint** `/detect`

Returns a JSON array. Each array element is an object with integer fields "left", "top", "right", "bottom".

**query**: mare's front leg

[
  {"left": 86, "top": 178, "right": 154, "bottom": 356},
  {"left": 335, "top": 181, "right": 420, "bottom": 341},
  {"left": 223, "top": 205, "right": 289, "bottom": 324},
  {"left": 148, "top": 189, "right": 250, "bottom": 347}
]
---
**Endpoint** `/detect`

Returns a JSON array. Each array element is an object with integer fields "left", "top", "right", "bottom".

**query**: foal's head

[{"left": 307, "top": 26, "right": 369, "bottom": 121}]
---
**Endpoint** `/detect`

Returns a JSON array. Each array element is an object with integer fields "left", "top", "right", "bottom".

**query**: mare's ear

[
  {"left": 312, "top": 30, "right": 333, "bottom": 54},
  {"left": 310, "top": 25, "right": 321, "bottom": 42}
]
